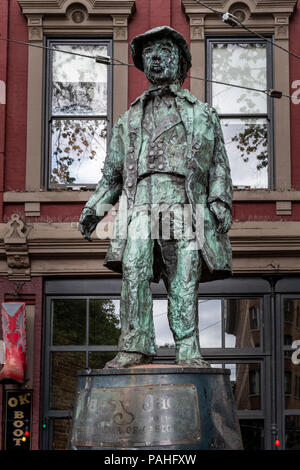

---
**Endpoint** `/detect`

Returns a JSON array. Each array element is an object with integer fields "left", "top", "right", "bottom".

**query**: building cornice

[
  {"left": 4, "top": 190, "right": 300, "bottom": 203},
  {"left": 18, "top": 0, "right": 136, "bottom": 16},
  {"left": 182, "top": 0, "right": 298, "bottom": 16},
  {"left": 0, "top": 217, "right": 299, "bottom": 278}
]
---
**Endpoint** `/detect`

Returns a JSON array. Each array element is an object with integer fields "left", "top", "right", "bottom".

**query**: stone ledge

[{"left": 4, "top": 190, "right": 300, "bottom": 203}]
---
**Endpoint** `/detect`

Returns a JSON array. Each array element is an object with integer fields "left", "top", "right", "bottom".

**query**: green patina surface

[{"left": 79, "top": 26, "right": 233, "bottom": 368}]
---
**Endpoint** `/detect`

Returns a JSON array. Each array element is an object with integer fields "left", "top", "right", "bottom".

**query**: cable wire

[
  {"left": 193, "top": 0, "right": 300, "bottom": 61},
  {"left": 188, "top": 74, "right": 293, "bottom": 99},
  {"left": 0, "top": 36, "right": 132, "bottom": 67},
  {"left": 193, "top": 0, "right": 222, "bottom": 16},
  {"left": 0, "top": 34, "right": 292, "bottom": 99}
]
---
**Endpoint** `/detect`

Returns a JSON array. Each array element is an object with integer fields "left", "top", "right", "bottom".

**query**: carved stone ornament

[
  {"left": 4, "top": 214, "right": 31, "bottom": 281},
  {"left": 71, "top": 10, "right": 85, "bottom": 23},
  {"left": 191, "top": 24, "right": 204, "bottom": 40},
  {"left": 114, "top": 26, "right": 127, "bottom": 40},
  {"left": 229, "top": 2, "right": 250, "bottom": 23},
  {"left": 66, "top": 3, "right": 88, "bottom": 23},
  {"left": 28, "top": 26, "right": 43, "bottom": 41}
]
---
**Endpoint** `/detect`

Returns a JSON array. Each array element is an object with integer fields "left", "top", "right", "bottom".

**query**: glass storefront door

[{"left": 42, "top": 276, "right": 297, "bottom": 450}]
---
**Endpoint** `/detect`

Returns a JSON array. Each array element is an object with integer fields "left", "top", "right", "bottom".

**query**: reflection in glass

[
  {"left": 283, "top": 299, "right": 300, "bottom": 407},
  {"left": 153, "top": 299, "right": 174, "bottom": 348},
  {"left": 198, "top": 299, "right": 222, "bottom": 348},
  {"left": 239, "top": 419, "right": 264, "bottom": 450},
  {"left": 224, "top": 298, "right": 261, "bottom": 348},
  {"left": 284, "top": 361, "right": 300, "bottom": 410},
  {"left": 286, "top": 416, "right": 300, "bottom": 450},
  {"left": 283, "top": 299, "right": 300, "bottom": 335},
  {"left": 52, "top": 418, "right": 71, "bottom": 450},
  {"left": 50, "top": 118, "right": 107, "bottom": 185},
  {"left": 51, "top": 299, "right": 86, "bottom": 345},
  {"left": 221, "top": 118, "right": 268, "bottom": 189},
  {"left": 51, "top": 44, "right": 108, "bottom": 115},
  {"left": 226, "top": 363, "right": 261, "bottom": 410},
  {"left": 88, "top": 351, "right": 117, "bottom": 369},
  {"left": 212, "top": 42, "right": 267, "bottom": 115},
  {"left": 50, "top": 351, "right": 85, "bottom": 410},
  {"left": 89, "top": 299, "right": 120, "bottom": 346}
]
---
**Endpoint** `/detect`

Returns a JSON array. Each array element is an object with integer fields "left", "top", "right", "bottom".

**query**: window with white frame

[
  {"left": 45, "top": 39, "right": 112, "bottom": 188},
  {"left": 207, "top": 38, "right": 273, "bottom": 189}
]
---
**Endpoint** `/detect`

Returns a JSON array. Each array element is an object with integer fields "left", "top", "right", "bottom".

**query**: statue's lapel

[
  {"left": 175, "top": 96, "right": 193, "bottom": 158},
  {"left": 128, "top": 99, "right": 144, "bottom": 159}
]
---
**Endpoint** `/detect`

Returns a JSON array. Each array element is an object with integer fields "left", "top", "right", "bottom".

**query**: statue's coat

[{"left": 85, "top": 85, "right": 233, "bottom": 283}]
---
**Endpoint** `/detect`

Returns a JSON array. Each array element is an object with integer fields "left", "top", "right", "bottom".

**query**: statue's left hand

[
  {"left": 209, "top": 202, "right": 232, "bottom": 234},
  {"left": 78, "top": 207, "right": 100, "bottom": 242}
]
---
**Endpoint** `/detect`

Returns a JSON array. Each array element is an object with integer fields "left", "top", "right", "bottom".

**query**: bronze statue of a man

[{"left": 79, "top": 26, "right": 233, "bottom": 368}]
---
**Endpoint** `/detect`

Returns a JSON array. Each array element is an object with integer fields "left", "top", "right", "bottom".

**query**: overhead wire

[
  {"left": 0, "top": 6, "right": 297, "bottom": 102},
  {"left": 0, "top": 36, "right": 133, "bottom": 67},
  {"left": 193, "top": 0, "right": 300, "bottom": 61}
]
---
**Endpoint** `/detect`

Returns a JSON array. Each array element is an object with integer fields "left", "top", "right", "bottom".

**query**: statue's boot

[
  {"left": 104, "top": 351, "right": 153, "bottom": 369},
  {"left": 174, "top": 335, "right": 211, "bottom": 368},
  {"left": 176, "top": 358, "right": 211, "bottom": 368}
]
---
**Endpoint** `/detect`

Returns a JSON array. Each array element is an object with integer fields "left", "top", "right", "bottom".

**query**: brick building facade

[{"left": 1, "top": 0, "right": 300, "bottom": 450}]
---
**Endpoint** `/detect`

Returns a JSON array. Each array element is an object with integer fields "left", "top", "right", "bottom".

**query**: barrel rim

[{"left": 76, "top": 367, "right": 230, "bottom": 376}]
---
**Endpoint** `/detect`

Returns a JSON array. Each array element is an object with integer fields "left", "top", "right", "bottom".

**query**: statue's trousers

[{"left": 117, "top": 206, "right": 204, "bottom": 362}]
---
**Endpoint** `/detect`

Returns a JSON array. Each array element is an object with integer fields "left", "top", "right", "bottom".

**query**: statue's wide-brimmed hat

[{"left": 131, "top": 26, "right": 192, "bottom": 73}]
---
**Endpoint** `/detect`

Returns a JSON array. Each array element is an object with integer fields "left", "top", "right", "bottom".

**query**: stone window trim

[
  {"left": 17, "top": 0, "right": 136, "bottom": 191},
  {"left": 182, "top": 0, "right": 298, "bottom": 193}
]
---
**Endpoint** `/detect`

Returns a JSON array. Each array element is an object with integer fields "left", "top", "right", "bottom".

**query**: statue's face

[{"left": 142, "top": 38, "right": 180, "bottom": 85}]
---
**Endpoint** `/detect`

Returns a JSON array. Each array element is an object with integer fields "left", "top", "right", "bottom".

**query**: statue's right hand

[{"left": 78, "top": 207, "right": 100, "bottom": 242}]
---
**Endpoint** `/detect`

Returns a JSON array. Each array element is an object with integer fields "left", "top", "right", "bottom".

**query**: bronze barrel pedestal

[{"left": 70, "top": 365, "right": 243, "bottom": 450}]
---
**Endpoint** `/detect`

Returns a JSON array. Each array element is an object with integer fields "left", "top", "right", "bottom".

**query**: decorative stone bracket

[
  {"left": 17, "top": 0, "right": 136, "bottom": 40},
  {"left": 4, "top": 214, "right": 31, "bottom": 280}
]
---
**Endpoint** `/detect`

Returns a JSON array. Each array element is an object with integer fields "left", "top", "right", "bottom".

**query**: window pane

[
  {"left": 51, "top": 299, "right": 86, "bottom": 345},
  {"left": 212, "top": 42, "right": 267, "bottom": 115},
  {"left": 50, "top": 118, "right": 107, "bottom": 186},
  {"left": 225, "top": 298, "right": 261, "bottom": 348},
  {"left": 51, "top": 418, "right": 71, "bottom": 450},
  {"left": 198, "top": 299, "right": 222, "bottom": 348},
  {"left": 286, "top": 416, "right": 300, "bottom": 450},
  {"left": 89, "top": 299, "right": 121, "bottom": 346},
  {"left": 222, "top": 118, "right": 268, "bottom": 189},
  {"left": 51, "top": 44, "right": 108, "bottom": 115},
  {"left": 284, "top": 360, "right": 300, "bottom": 410},
  {"left": 211, "top": 363, "right": 223, "bottom": 368},
  {"left": 50, "top": 352, "right": 85, "bottom": 410},
  {"left": 153, "top": 299, "right": 174, "bottom": 348},
  {"left": 88, "top": 351, "right": 117, "bottom": 369},
  {"left": 226, "top": 363, "right": 261, "bottom": 410},
  {"left": 239, "top": 419, "right": 264, "bottom": 450},
  {"left": 283, "top": 299, "right": 300, "bottom": 341}
]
